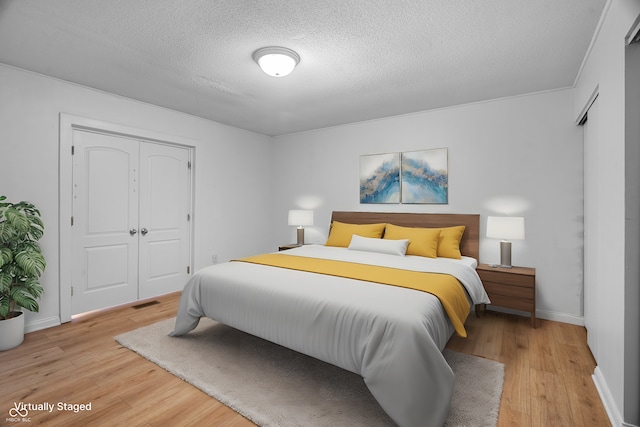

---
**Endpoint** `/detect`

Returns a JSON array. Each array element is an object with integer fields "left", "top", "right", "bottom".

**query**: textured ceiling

[{"left": 0, "top": 0, "right": 606, "bottom": 136}]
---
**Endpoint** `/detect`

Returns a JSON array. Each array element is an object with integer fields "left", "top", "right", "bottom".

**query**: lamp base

[
  {"left": 296, "top": 227, "right": 305, "bottom": 246},
  {"left": 499, "top": 240, "right": 512, "bottom": 268}
]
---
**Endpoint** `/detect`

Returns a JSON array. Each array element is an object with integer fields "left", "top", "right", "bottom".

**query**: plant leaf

[
  {"left": 23, "top": 277, "right": 44, "bottom": 299},
  {"left": 0, "top": 297, "right": 10, "bottom": 319},
  {"left": 10, "top": 285, "right": 39, "bottom": 312},
  {"left": 20, "top": 241, "right": 42, "bottom": 254},
  {"left": 0, "top": 247, "right": 12, "bottom": 267},
  {"left": 0, "top": 222, "right": 15, "bottom": 243},
  {"left": 27, "top": 215, "right": 45, "bottom": 240},
  {"left": 15, "top": 251, "right": 46, "bottom": 277},
  {"left": 5, "top": 208, "right": 30, "bottom": 235},
  {"left": 0, "top": 271, "right": 13, "bottom": 289}
]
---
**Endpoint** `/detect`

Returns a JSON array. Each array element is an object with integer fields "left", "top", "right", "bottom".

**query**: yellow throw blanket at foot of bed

[{"left": 235, "top": 253, "right": 470, "bottom": 337}]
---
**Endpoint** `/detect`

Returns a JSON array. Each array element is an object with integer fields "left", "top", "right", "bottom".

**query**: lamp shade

[
  {"left": 486, "top": 216, "right": 525, "bottom": 240},
  {"left": 288, "top": 210, "right": 313, "bottom": 227}
]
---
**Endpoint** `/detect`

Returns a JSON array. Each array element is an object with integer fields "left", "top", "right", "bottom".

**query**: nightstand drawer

[
  {"left": 477, "top": 270, "right": 534, "bottom": 288},
  {"left": 488, "top": 294, "right": 535, "bottom": 313},
  {"left": 484, "top": 282, "right": 534, "bottom": 300}
]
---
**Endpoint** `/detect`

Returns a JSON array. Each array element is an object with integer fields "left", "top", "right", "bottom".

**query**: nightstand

[
  {"left": 476, "top": 264, "right": 537, "bottom": 328},
  {"left": 278, "top": 244, "right": 301, "bottom": 251}
]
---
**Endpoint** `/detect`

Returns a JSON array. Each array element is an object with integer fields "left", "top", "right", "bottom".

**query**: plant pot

[{"left": 0, "top": 311, "right": 24, "bottom": 351}]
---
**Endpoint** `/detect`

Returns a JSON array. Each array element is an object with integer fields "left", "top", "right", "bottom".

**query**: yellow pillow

[
  {"left": 325, "top": 221, "right": 386, "bottom": 247},
  {"left": 383, "top": 224, "right": 440, "bottom": 258},
  {"left": 436, "top": 226, "right": 466, "bottom": 259}
]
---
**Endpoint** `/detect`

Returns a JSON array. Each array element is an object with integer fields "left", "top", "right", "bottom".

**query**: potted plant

[{"left": 0, "top": 196, "right": 45, "bottom": 351}]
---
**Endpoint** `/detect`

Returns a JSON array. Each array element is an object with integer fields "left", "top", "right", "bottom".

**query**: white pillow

[{"left": 347, "top": 235, "right": 409, "bottom": 256}]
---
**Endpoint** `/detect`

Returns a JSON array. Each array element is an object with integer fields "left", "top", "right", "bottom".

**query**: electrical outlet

[{"left": 212, "top": 254, "right": 218, "bottom": 264}]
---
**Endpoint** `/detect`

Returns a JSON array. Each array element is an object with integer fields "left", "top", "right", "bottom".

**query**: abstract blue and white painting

[
  {"left": 401, "top": 148, "right": 448, "bottom": 204},
  {"left": 360, "top": 153, "right": 400, "bottom": 204}
]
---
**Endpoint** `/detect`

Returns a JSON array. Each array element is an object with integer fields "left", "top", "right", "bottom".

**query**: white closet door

[
  {"left": 71, "top": 131, "right": 192, "bottom": 315},
  {"left": 138, "top": 142, "right": 191, "bottom": 299},
  {"left": 71, "top": 130, "right": 139, "bottom": 314}
]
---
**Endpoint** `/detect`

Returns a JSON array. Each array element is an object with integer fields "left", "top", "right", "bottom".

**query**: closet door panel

[
  {"left": 71, "top": 130, "right": 139, "bottom": 314},
  {"left": 138, "top": 142, "right": 191, "bottom": 299}
]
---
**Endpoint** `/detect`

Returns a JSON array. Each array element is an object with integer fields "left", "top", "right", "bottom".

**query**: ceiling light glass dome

[{"left": 253, "top": 47, "right": 300, "bottom": 77}]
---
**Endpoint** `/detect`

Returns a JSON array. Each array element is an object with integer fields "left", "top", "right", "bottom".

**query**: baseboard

[
  {"left": 25, "top": 316, "right": 61, "bottom": 333},
  {"left": 536, "top": 309, "right": 584, "bottom": 326},
  {"left": 591, "top": 366, "right": 638, "bottom": 427},
  {"left": 485, "top": 306, "right": 584, "bottom": 326}
]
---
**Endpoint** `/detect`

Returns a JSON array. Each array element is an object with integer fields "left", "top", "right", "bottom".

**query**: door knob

[
  {"left": 129, "top": 228, "right": 137, "bottom": 235},
  {"left": 140, "top": 228, "right": 148, "bottom": 236}
]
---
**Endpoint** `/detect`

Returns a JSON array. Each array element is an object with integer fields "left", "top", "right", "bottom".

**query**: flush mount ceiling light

[{"left": 252, "top": 46, "right": 300, "bottom": 77}]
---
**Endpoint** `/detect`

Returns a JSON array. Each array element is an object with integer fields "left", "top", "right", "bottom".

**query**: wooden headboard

[{"left": 330, "top": 211, "right": 480, "bottom": 260}]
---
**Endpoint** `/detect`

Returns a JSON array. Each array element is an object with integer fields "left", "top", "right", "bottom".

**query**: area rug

[{"left": 116, "top": 318, "right": 504, "bottom": 427}]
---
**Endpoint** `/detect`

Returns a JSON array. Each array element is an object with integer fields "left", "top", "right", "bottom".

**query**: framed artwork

[
  {"left": 401, "top": 148, "right": 448, "bottom": 204},
  {"left": 359, "top": 153, "right": 400, "bottom": 204}
]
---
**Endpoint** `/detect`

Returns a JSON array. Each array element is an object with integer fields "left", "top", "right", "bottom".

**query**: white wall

[
  {"left": 0, "top": 64, "right": 273, "bottom": 331},
  {"left": 574, "top": 0, "right": 640, "bottom": 425},
  {"left": 271, "top": 88, "right": 584, "bottom": 324}
]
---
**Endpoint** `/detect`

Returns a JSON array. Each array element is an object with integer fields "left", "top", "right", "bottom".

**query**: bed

[{"left": 171, "top": 211, "right": 490, "bottom": 427}]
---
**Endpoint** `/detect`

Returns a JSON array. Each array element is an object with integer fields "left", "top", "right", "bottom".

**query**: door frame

[{"left": 59, "top": 114, "right": 196, "bottom": 322}]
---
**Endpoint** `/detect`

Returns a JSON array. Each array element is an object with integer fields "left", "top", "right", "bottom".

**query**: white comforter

[{"left": 171, "top": 245, "right": 489, "bottom": 427}]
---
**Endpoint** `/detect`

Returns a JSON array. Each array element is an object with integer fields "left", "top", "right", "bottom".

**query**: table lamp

[
  {"left": 486, "top": 216, "right": 525, "bottom": 268},
  {"left": 288, "top": 210, "right": 313, "bottom": 245}
]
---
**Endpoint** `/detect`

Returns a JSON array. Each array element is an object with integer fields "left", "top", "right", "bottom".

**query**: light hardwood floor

[{"left": 1, "top": 293, "right": 609, "bottom": 426}]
